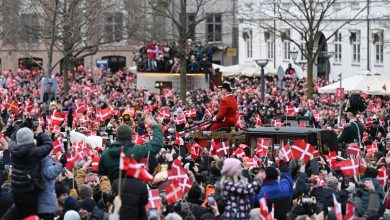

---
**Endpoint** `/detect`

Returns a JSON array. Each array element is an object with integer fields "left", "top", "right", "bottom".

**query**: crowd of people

[
  {"left": 134, "top": 39, "right": 214, "bottom": 77},
  {"left": 0, "top": 65, "right": 388, "bottom": 220}
]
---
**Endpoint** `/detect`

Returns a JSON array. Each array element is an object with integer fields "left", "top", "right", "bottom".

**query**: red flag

[
  {"left": 333, "top": 194, "right": 342, "bottom": 220},
  {"left": 232, "top": 147, "right": 246, "bottom": 159},
  {"left": 52, "top": 140, "right": 64, "bottom": 155},
  {"left": 272, "top": 118, "right": 282, "bottom": 128},
  {"left": 189, "top": 143, "right": 202, "bottom": 160},
  {"left": 378, "top": 166, "right": 388, "bottom": 185},
  {"left": 339, "top": 159, "right": 359, "bottom": 176},
  {"left": 91, "top": 153, "right": 100, "bottom": 172},
  {"left": 255, "top": 114, "right": 263, "bottom": 126},
  {"left": 279, "top": 144, "right": 293, "bottom": 162},
  {"left": 120, "top": 149, "right": 153, "bottom": 182},
  {"left": 133, "top": 133, "right": 145, "bottom": 145},
  {"left": 267, "top": 203, "right": 275, "bottom": 220},
  {"left": 245, "top": 157, "right": 258, "bottom": 169},
  {"left": 216, "top": 140, "right": 230, "bottom": 157},
  {"left": 146, "top": 189, "right": 161, "bottom": 210},
  {"left": 345, "top": 202, "right": 355, "bottom": 220},
  {"left": 25, "top": 100, "right": 33, "bottom": 113},
  {"left": 166, "top": 181, "right": 183, "bottom": 204},
  {"left": 96, "top": 108, "right": 113, "bottom": 122},
  {"left": 158, "top": 108, "right": 171, "bottom": 120},
  {"left": 325, "top": 151, "right": 339, "bottom": 170},
  {"left": 4, "top": 98, "right": 19, "bottom": 112},
  {"left": 367, "top": 143, "right": 378, "bottom": 155},
  {"left": 362, "top": 132, "right": 369, "bottom": 143},
  {"left": 256, "top": 138, "right": 269, "bottom": 157},
  {"left": 173, "top": 116, "right": 186, "bottom": 125},
  {"left": 168, "top": 163, "right": 188, "bottom": 184},
  {"left": 75, "top": 103, "right": 86, "bottom": 114},
  {"left": 51, "top": 111, "right": 66, "bottom": 126},
  {"left": 291, "top": 140, "right": 315, "bottom": 163},
  {"left": 286, "top": 104, "right": 296, "bottom": 116},
  {"left": 23, "top": 215, "right": 40, "bottom": 220},
  {"left": 180, "top": 177, "right": 194, "bottom": 193},
  {"left": 259, "top": 196, "right": 269, "bottom": 219},
  {"left": 175, "top": 133, "right": 184, "bottom": 146},
  {"left": 184, "top": 109, "right": 197, "bottom": 118},
  {"left": 347, "top": 143, "right": 361, "bottom": 156}
]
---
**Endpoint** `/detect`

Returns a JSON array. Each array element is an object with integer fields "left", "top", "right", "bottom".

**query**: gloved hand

[{"left": 59, "top": 154, "right": 67, "bottom": 167}]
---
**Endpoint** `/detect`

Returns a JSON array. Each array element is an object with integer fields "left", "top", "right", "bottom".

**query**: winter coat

[
  {"left": 38, "top": 156, "right": 63, "bottom": 214},
  {"left": 11, "top": 133, "right": 53, "bottom": 192},
  {"left": 112, "top": 178, "right": 148, "bottom": 220},
  {"left": 354, "top": 177, "right": 384, "bottom": 217},
  {"left": 99, "top": 125, "right": 163, "bottom": 182},
  {"left": 222, "top": 179, "right": 262, "bottom": 220},
  {"left": 254, "top": 172, "right": 293, "bottom": 220}
]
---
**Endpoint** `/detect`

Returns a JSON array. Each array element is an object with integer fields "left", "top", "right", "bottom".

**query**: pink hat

[{"left": 221, "top": 158, "right": 242, "bottom": 177}]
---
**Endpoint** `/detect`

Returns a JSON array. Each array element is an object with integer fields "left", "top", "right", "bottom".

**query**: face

[
  {"left": 58, "top": 193, "right": 68, "bottom": 204},
  {"left": 79, "top": 209, "right": 89, "bottom": 218},
  {"left": 85, "top": 177, "right": 99, "bottom": 190}
]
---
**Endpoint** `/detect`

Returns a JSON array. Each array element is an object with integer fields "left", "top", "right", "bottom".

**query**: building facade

[
  {"left": 238, "top": 0, "right": 390, "bottom": 81},
  {"left": 0, "top": 0, "right": 238, "bottom": 73}
]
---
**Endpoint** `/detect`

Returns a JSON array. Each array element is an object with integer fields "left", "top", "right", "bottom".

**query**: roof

[{"left": 245, "top": 127, "right": 324, "bottom": 135}]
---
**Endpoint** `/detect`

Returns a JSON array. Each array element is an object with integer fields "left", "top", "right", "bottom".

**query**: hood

[{"left": 108, "top": 141, "right": 134, "bottom": 158}]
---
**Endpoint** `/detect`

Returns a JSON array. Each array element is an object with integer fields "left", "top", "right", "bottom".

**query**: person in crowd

[
  {"left": 209, "top": 81, "right": 238, "bottom": 131},
  {"left": 8, "top": 126, "right": 53, "bottom": 218},
  {"left": 188, "top": 55, "right": 201, "bottom": 73},
  {"left": 43, "top": 82, "right": 56, "bottom": 104}
]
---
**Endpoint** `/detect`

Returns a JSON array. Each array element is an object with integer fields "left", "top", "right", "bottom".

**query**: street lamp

[{"left": 255, "top": 59, "right": 269, "bottom": 102}]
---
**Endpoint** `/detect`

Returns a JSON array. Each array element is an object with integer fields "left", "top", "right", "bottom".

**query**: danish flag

[
  {"left": 173, "top": 116, "right": 186, "bottom": 125},
  {"left": 345, "top": 202, "right": 355, "bottom": 220},
  {"left": 4, "top": 99, "right": 19, "bottom": 112},
  {"left": 25, "top": 100, "right": 33, "bottom": 113},
  {"left": 347, "top": 143, "right": 361, "bottom": 156},
  {"left": 232, "top": 147, "right": 246, "bottom": 159},
  {"left": 362, "top": 132, "right": 369, "bottom": 143},
  {"left": 51, "top": 111, "right": 66, "bottom": 126},
  {"left": 245, "top": 157, "right": 258, "bottom": 169},
  {"left": 175, "top": 133, "right": 184, "bottom": 146},
  {"left": 184, "top": 109, "right": 197, "bottom": 118},
  {"left": 146, "top": 189, "right": 161, "bottom": 210},
  {"left": 256, "top": 138, "right": 269, "bottom": 157},
  {"left": 166, "top": 181, "right": 183, "bottom": 204},
  {"left": 158, "top": 108, "right": 171, "bottom": 120},
  {"left": 168, "top": 163, "right": 188, "bottom": 184},
  {"left": 340, "top": 159, "right": 359, "bottom": 176},
  {"left": 120, "top": 148, "right": 153, "bottom": 182},
  {"left": 189, "top": 142, "right": 202, "bottom": 160},
  {"left": 255, "top": 114, "right": 263, "bottom": 126},
  {"left": 216, "top": 140, "right": 230, "bottom": 157},
  {"left": 291, "top": 140, "right": 315, "bottom": 163},
  {"left": 133, "top": 133, "right": 145, "bottom": 145},
  {"left": 367, "top": 142, "right": 378, "bottom": 155},
  {"left": 180, "top": 177, "right": 194, "bottom": 193},
  {"left": 259, "top": 196, "right": 269, "bottom": 220},
  {"left": 272, "top": 118, "right": 282, "bottom": 128},
  {"left": 378, "top": 166, "right": 388, "bottom": 185},
  {"left": 91, "top": 153, "right": 100, "bottom": 172},
  {"left": 96, "top": 108, "right": 112, "bottom": 122},
  {"left": 279, "top": 144, "right": 293, "bottom": 162},
  {"left": 75, "top": 103, "right": 86, "bottom": 114},
  {"left": 333, "top": 194, "right": 342, "bottom": 220},
  {"left": 286, "top": 104, "right": 296, "bottom": 116},
  {"left": 267, "top": 203, "right": 275, "bottom": 220},
  {"left": 325, "top": 151, "right": 339, "bottom": 170},
  {"left": 52, "top": 139, "right": 64, "bottom": 155}
]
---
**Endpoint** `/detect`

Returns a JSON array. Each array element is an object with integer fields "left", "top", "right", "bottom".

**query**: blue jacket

[
  {"left": 254, "top": 172, "right": 293, "bottom": 220},
  {"left": 37, "top": 156, "right": 63, "bottom": 214}
]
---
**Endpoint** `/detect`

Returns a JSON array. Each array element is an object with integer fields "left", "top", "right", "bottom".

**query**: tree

[
  {"left": 147, "top": 0, "right": 223, "bottom": 102},
  {"left": 240, "top": 0, "right": 367, "bottom": 98},
  {"left": 1, "top": 0, "right": 140, "bottom": 94}
]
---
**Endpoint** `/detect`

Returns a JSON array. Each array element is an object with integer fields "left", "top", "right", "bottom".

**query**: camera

[
  {"left": 300, "top": 196, "right": 316, "bottom": 205},
  {"left": 355, "top": 181, "right": 366, "bottom": 188}
]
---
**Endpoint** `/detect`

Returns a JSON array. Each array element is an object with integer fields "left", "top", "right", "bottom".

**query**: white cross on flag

[
  {"left": 91, "top": 152, "right": 100, "bottom": 172},
  {"left": 166, "top": 181, "right": 183, "bottom": 204},
  {"left": 367, "top": 142, "right": 378, "bottom": 155},
  {"left": 378, "top": 166, "right": 389, "bottom": 185},
  {"left": 259, "top": 196, "right": 269, "bottom": 220},
  {"left": 184, "top": 109, "right": 197, "bottom": 118},
  {"left": 216, "top": 140, "right": 230, "bottom": 157},
  {"left": 347, "top": 143, "right": 361, "bottom": 156},
  {"left": 272, "top": 118, "right": 282, "bottom": 128},
  {"left": 51, "top": 111, "right": 66, "bottom": 126},
  {"left": 146, "top": 189, "right": 161, "bottom": 210},
  {"left": 158, "top": 108, "right": 171, "bottom": 120},
  {"left": 173, "top": 115, "right": 186, "bottom": 125},
  {"left": 255, "top": 114, "right": 263, "bottom": 126},
  {"left": 291, "top": 140, "right": 315, "bottom": 163},
  {"left": 180, "top": 177, "right": 194, "bottom": 193},
  {"left": 120, "top": 148, "right": 153, "bottom": 182},
  {"left": 286, "top": 104, "right": 296, "bottom": 116},
  {"left": 245, "top": 157, "right": 258, "bottom": 169},
  {"left": 279, "top": 144, "right": 293, "bottom": 162},
  {"left": 168, "top": 163, "right": 188, "bottom": 184},
  {"left": 256, "top": 138, "right": 269, "bottom": 157},
  {"left": 96, "top": 108, "right": 112, "bottom": 122},
  {"left": 232, "top": 147, "right": 246, "bottom": 159},
  {"left": 345, "top": 202, "right": 355, "bottom": 220},
  {"left": 333, "top": 194, "right": 342, "bottom": 220},
  {"left": 340, "top": 159, "right": 359, "bottom": 176}
]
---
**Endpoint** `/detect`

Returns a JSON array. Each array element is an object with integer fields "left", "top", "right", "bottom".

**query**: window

[
  {"left": 265, "top": 31, "right": 274, "bottom": 59},
  {"left": 243, "top": 29, "right": 252, "bottom": 58},
  {"left": 20, "top": 13, "right": 40, "bottom": 43},
  {"left": 375, "top": 43, "right": 384, "bottom": 64},
  {"left": 206, "top": 14, "right": 222, "bottom": 42},
  {"left": 187, "top": 13, "right": 196, "bottom": 40},
  {"left": 350, "top": 31, "right": 360, "bottom": 64},
  {"left": 284, "top": 41, "right": 291, "bottom": 60},
  {"left": 103, "top": 12, "right": 123, "bottom": 42},
  {"left": 334, "top": 32, "right": 342, "bottom": 63}
]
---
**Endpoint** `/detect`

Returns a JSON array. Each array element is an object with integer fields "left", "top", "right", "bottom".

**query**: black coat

[
  {"left": 112, "top": 178, "right": 148, "bottom": 220},
  {"left": 11, "top": 133, "right": 53, "bottom": 192}
]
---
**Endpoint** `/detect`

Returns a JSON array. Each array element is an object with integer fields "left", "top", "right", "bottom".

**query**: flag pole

[{"left": 118, "top": 146, "right": 123, "bottom": 197}]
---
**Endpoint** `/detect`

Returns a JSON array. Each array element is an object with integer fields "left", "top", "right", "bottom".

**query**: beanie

[
  {"left": 64, "top": 196, "right": 79, "bottom": 211},
  {"left": 221, "top": 158, "right": 241, "bottom": 177},
  {"left": 264, "top": 167, "right": 279, "bottom": 180},
  {"left": 79, "top": 198, "right": 96, "bottom": 213},
  {"left": 116, "top": 125, "right": 132, "bottom": 141},
  {"left": 64, "top": 210, "right": 81, "bottom": 220},
  {"left": 84, "top": 173, "right": 99, "bottom": 184},
  {"left": 187, "top": 183, "right": 202, "bottom": 204},
  {"left": 16, "top": 127, "right": 34, "bottom": 145},
  {"left": 364, "top": 167, "right": 378, "bottom": 178},
  {"left": 326, "top": 176, "right": 339, "bottom": 191},
  {"left": 55, "top": 183, "right": 68, "bottom": 198},
  {"left": 78, "top": 184, "right": 93, "bottom": 200}
]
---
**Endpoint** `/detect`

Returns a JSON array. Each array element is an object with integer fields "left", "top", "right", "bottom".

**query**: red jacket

[{"left": 215, "top": 94, "right": 238, "bottom": 126}]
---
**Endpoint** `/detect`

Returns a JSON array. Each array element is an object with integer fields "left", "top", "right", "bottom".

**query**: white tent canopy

[
  {"left": 212, "top": 62, "right": 276, "bottom": 77},
  {"left": 318, "top": 71, "right": 390, "bottom": 96}
]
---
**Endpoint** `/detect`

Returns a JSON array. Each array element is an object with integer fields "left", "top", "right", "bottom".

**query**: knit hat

[
  {"left": 78, "top": 184, "right": 93, "bottom": 200},
  {"left": 64, "top": 196, "right": 79, "bottom": 211},
  {"left": 64, "top": 210, "right": 81, "bottom": 220},
  {"left": 116, "top": 125, "right": 132, "bottom": 141},
  {"left": 326, "top": 176, "right": 339, "bottom": 191},
  {"left": 364, "top": 166, "right": 378, "bottom": 178},
  {"left": 55, "top": 183, "right": 68, "bottom": 198},
  {"left": 187, "top": 183, "right": 202, "bottom": 204},
  {"left": 221, "top": 158, "right": 241, "bottom": 177},
  {"left": 84, "top": 173, "right": 99, "bottom": 184},
  {"left": 16, "top": 127, "right": 34, "bottom": 145},
  {"left": 79, "top": 198, "right": 96, "bottom": 213},
  {"left": 264, "top": 167, "right": 279, "bottom": 180}
]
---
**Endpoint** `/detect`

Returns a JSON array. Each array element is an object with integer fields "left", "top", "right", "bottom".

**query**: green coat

[{"left": 98, "top": 125, "right": 163, "bottom": 182}]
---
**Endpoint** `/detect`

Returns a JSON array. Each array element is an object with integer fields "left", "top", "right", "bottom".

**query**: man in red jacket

[{"left": 209, "top": 81, "right": 238, "bottom": 131}]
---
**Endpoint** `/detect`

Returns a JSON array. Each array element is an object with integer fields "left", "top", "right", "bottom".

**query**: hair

[{"left": 164, "top": 212, "right": 183, "bottom": 220}]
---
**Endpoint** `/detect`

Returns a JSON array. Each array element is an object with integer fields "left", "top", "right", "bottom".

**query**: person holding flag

[{"left": 209, "top": 81, "right": 238, "bottom": 131}]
